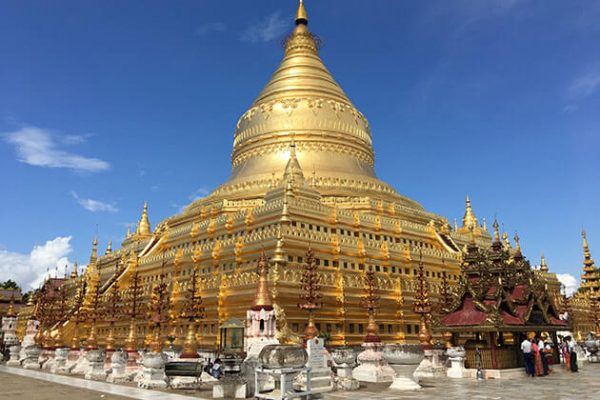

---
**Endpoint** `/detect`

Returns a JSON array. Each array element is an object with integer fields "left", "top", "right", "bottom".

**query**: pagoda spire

[
  {"left": 581, "top": 230, "right": 600, "bottom": 300},
  {"left": 105, "top": 240, "right": 112, "bottom": 255},
  {"left": 70, "top": 261, "right": 78, "bottom": 279},
  {"left": 583, "top": 230, "right": 595, "bottom": 269},
  {"left": 295, "top": 0, "right": 308, "bottom": 25},
  {"left": 282, "top": 141, "right": 305, "bottom": 187},
  {"left": 136, "top": 201, "right": 152, "bottom": 236},
  {"left": 252, "top": 249, "right": 273, "bottom": 311},
  {"left": 461, "top": 195, "right": 478, "bottom": 230},
  {"left": 492, "top": 218, "right": 500, "bottom": 243},
  {"left": 88, "top": 238, "right": 98, "bottom": 272},
  {"left": 540, "top": 254, "right": 549, "bottom": 272}
]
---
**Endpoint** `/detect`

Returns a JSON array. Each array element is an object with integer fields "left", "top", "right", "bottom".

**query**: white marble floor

[{"left": 0, "top": 365, "right": 210, "bottom": 400}]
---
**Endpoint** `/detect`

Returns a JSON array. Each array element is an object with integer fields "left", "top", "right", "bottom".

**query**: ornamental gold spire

[
  {"left": 295, "top": 0, "right": 308, "bottom": 25},
  {"left": 582, "top": 230, "right": 595, "bottom": 271},
  {"left": 6, "top": 294, "right": 16, "bottom": 317},
  {"left": 540, "top": 254, "right": 548, "bottom": 272},
  {"left": 136, "top": 201, "right": 152, "bottom": 237},
  {"left": 461, "top": 195, "right": 478, "bottom": 230},
  {"left": 493, "top": 218, "right": 500, "bottom": 243},
  {"left": 581, "top": 230, "right": 600, "bottom": 300},
  {"left": 252, "top": 249, "right": 273, "bottom": 311},
  {"left": 105, "top": 240, "right": 112, "bottom": 255},
  {"left": 70, "top": 261, "right": 78, "bottom": 279},
  {"left": 282, "top": 141, "right": 305, "bottom": 187},
  {"left": 88, "top": 237, "right": 98, "bottom": 272}
]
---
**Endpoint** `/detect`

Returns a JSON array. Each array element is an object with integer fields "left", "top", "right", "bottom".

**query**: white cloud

[
  {"left": 3, "top": 126, "right": 109, "bottom": 172},
  {"left": 0, "top": 237, "right": 74, "bottom": 289},
  {"left": 71, "top": 191, "right": 118, "bottom": 213},
  {"left": 568, "top": 72, "right": 600, "bottom": 99},
  {"left": 556, "top": 273, "right": 578, "bottom": 296},
  {"left": 242, "top": 11, "right": 287, "bottom": 43},
  {"left": 189, "top": 186, "right": 211, "bottom": 202},
  {"left": 195, "top": 22, "right": 227, "bottom": 36}
]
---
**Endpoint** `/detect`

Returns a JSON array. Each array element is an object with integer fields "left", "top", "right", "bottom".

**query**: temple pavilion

[{"left": 435, "top": 221, "right": 567, "bottom": 369}]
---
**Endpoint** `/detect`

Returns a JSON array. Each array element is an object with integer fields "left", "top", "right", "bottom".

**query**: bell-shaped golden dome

[{"left": 209, "top": 1, "right": 422, "bottom": 210}]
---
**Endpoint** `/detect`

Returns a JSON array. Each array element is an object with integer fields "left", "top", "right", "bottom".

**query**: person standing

[
  {"left": 532, "top": 338, "right": 544, "bottom": 376},
  {"left": 568, "top": 337, "right": 578, "bottom": 372},
  {"left": 538, "top": 336, "right": 549, "bottom": 375},
  {"left": 521, "top": 337, "right": 534, "bottom": 377},
  {"left": 562, "top": 337, "right": 571, "bottom": 371}
]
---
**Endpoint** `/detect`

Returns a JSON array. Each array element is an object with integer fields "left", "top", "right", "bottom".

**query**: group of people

[
  {"left": 520, "top": 336, "right": 553, "bottom": 377},
  {"left": 560, "top": 336, "right": 578, "bottom": 372}
]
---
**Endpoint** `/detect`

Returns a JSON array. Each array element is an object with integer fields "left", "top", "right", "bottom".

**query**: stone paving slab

[
  {"left": 2, "top": 363, "right": 599, "bottom": 400},
  {"left": 0, "top": 365, "right": 211, "bottom": 400},
  {"left": 324, "top": 364, "right": 600, "bottom": 400}
]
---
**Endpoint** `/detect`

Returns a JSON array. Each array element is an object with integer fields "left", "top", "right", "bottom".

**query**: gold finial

[
  {"left": 6, "top": 294, "right": 16, "bottom": 317},
  {"left": 493, "top": 218, "right": 500, "bottom": 243},
  {"left": 26, "top": 292, "right": 35, "bottom": 307},
  {"left": 514, "top": 232, "right": 521, "bottom": 252},
  {"left": 461, "top": 195, "right": 478, "bottom": 230},
  {"left": 482, "top": 217, "right": 488, "bottom": 232},
  {"left": 582, "top": 229, "right": 596, "bottom": 271},
  {"left": 453, "top": 218, "right": 458, "bottom": 232},
  {"left": 105, "top": 240, "right": 112, "bottom": 255},
  {"left": 540, "top": 254, "right": 548, "bottom": 272},
  {"left": 70, "top": 261, "right": 78, "bottom": 279},
  {"left": 136, "top": 201, "right": 152, "bottom": 236},
  {"left": 583, "top": 229, "right": 591, "bottom": 259},
  {"left": 126, "top": 224, "right": 131, "bottom": 237},
  {"left": 282, "top": 141, "right": 305, "bottom": 186},
  {"left": 252, "top": 249, "right": 273, "bottom": 310},
  {"left": 88, "top": 238, "right": 98, "bottom": 271},
  {"left": 295, "top": 0, "right": 308, "bottom": 25},
  {"left": 502, "top": 231, "right": 511, "bottom": 249}
]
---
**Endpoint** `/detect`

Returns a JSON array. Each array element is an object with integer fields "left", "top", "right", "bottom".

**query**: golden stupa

[{"left": 24, "top": 1, "right": 512, "bottom": 347}]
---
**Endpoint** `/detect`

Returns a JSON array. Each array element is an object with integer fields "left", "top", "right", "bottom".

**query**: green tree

[{"left": 0, "top": 280, "right": 20, "bottom": 290}]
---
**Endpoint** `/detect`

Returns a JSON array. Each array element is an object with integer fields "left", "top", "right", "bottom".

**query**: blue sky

[{"left": 1, "top": 0, "right": 599, "bottom": 291}]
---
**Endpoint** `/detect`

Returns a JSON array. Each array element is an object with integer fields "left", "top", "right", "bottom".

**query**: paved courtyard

[{"left": 1, "top": 363, "right": 599, "bottom": 400}]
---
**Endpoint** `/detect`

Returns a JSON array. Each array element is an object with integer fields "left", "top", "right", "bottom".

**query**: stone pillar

[
  {"left": 331, "top": 347, "right": 359, "bottom": 391},
  {"left": 22, "top": 345, "right": 42, "bottom": 370},
  {"left": 137, "top": 351, "right": 168, "bottom": 389},
  {"left": 107, "top": 350, "right": 130, "bottom": 383},
  {"left": 296, "top": 337, "right": 334, "bottom": 393},
  {"left": 446, "top": 346, "right": 466, "bottom": 378},
  {"left": 19, "top": 320, "right": 39, "bottom": 363},
  {"left": 1, "top": 315, "right": 19, "bottom": 348},
  {"left": 51, "top": 347, "right": 70, "bottom": 374},
  {"left": 352, "top": 342, "right": 395, "bottom": 383},
  {"left": 70, "top": 350, "right": 89, "bottom": 375},
  {"left": 7, "top": 345, "right": 21, "bottom": 367},
  {"left": 84, "top": 349, "right": 107, "bottom": 381},
  {"left": 413, "top": 349, "right": 447, "bottom": 383}
]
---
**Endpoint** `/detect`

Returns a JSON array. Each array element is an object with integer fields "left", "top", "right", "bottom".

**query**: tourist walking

[
  {"left": 537, "top": 336, "right": 549, "bottom": 375},
  {"left": 532, "top": 339, "right": 544, "bottom": 376},
  {"left": 521, "top": 337, "right": 535, "bottom": 377},
  {"left": 568, "top": 337, "right": 578, "bottom": 372},
  {"left": 562, "top": 337, "right": 571, "bottom": 371}
]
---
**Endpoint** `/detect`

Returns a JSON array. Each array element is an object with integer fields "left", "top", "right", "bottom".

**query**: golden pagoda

[
  {"left": 580, "top": 230, "right": 600, "bottom": 300},
  {"left": 35, "top": 1, "right": 509, "bottom": 348},
  {"left": 568, "top": 230, "right": 600, "bottom": 338}
]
